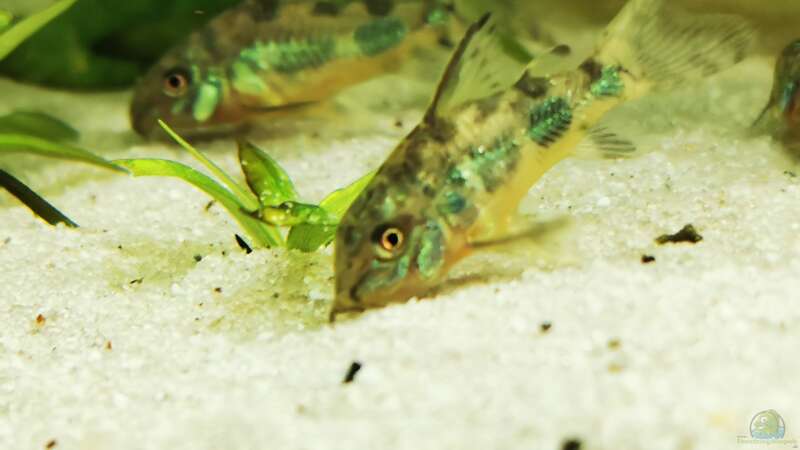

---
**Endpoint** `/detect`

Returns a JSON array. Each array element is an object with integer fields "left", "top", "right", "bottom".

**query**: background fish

[
  {"left": 130, "top": 0, "right": 481, "bottom": 139},
  {"left": 332, "top": 0, "right": 755, "bottom": 319},
  {"left": 754, "top": 39, "right": 800, "bottom": 140}
]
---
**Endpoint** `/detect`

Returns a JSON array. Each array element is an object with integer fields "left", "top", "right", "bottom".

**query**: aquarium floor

[{"left": 1, "top": 57, "right": 798, "bottom": 450}]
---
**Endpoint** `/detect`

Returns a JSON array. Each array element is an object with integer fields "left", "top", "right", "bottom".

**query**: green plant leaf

[
  {"left": 286, "top": 170, "right": 376, "bottom": 252},
  {"left": 237, "top": 139, "right": 298, "bottom": 207},
  {"left": 114, "top": 158, "right": 283, "bottom": 248},
  {"left": 0, "top": 133, "right": 122, "bottom": 171},
  {"left": 318, "top": 170, "right": 376, "bottom": 217},
  {"left": 0, "top": 11, "right": 12, "bottom": 33},
  {"left": 158, "top": 120, "right": 260, "bottom": 212},
  {"left": 0, "top": 0, "right": 77, "bottom": 61},
  {"left": 0, "top": 111, "right": 79, "bottom": 142},
  {"left": 0, "top": 168, "right": 78, "bottom": 227}
]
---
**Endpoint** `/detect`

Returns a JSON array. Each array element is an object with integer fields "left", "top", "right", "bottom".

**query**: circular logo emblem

[{"left": 750, "top": 410, "right": 786, "bottom": 440}]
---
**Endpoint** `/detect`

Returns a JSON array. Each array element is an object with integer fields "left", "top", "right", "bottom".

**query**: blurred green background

[
  {"left": 0, "top": 0, "right": 240, "bottom": 89},
  {"left": 0, "top": 0, "right": 797, "bottom": 90}
]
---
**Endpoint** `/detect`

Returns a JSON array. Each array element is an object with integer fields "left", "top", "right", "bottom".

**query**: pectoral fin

[{"left": 573, "top": 126, "right": 638, "bottom": 160}]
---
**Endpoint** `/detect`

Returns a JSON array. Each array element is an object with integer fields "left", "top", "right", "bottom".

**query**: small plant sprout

[{"left": 115, "top": 120, "right": 374, "bottom": 251}]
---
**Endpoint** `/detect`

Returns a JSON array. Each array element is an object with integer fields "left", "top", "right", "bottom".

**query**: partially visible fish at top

[
  {"left": 754, "top": 39, "right": 800, "bottom": 140},
  {"left": 130, "top": 0, "right": 475, "bottom": 139},
  {"left": 331, "top": 0, "right": 755, "bottom": 319}
]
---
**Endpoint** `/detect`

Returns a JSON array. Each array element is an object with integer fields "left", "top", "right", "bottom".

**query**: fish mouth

[
  {"left": 329, "top": 283, "right": 364, "bottom": 322},
  {"left": 129, "top": 103, "right": 157, "bottom": 138},
  {"left": 328, "top": 302, "right": 364, "bottom": 323}
]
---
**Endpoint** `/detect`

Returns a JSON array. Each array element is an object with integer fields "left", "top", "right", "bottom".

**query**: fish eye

[
  {"left": 162, "top": 68, "right": 191, "bottom": 97},
  {"left": 373, "top": 225, "right": 405, "bottom": 255}
]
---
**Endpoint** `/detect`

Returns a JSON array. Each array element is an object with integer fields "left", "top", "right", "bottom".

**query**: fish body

[
  {"left": 130, "top": 0, "right": 461, "bottom": 138},
  {"left": 332, "top": 0, "right": 754, "bottom": 318},
  {"left": 755, "top": 39, "right": 800, "bottom": 136}
]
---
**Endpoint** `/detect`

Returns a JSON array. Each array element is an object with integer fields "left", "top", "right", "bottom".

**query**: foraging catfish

[
  {"left": 331, "top": 0, "right": 754, "bottom": 319},
  {"left": 130, "top": 0, "right": 473, "bottom": 139}
]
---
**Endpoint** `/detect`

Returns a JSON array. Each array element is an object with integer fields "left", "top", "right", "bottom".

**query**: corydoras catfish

[
  {"left": 130, "top": 0, "right": 469, "bottom": 139},
  {"left": 332, "top": 0, "right": 754, "bottom": 319}
]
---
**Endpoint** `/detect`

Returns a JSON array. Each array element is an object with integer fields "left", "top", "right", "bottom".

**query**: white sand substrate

[{"left": 1, "top": 54, "right": 798, "bottom": 450}]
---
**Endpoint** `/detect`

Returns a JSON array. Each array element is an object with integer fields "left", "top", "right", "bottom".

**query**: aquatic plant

[
  {"left": 0, "top": 0, "right": 369, "bottom": 243},
  {"left": 0, "top": 0, "right": 120, "bottom": 226},
  {"left": 0, "top": 0, "right": 239, "bottom": 88},
  {"left": 115, "top": 120, "right": 373, "bottom": 251},
  {"left": 0, "top": 0, "right": 76, "bottom": 60},
  {"left": 0, "top": 168, "right": 77, "bottom": 227}
]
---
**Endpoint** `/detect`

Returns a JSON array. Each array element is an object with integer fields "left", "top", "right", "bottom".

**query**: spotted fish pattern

[
  {"left": 130, "top": 0, "right": 459, "bottom": 138},
  {"left": 332, "top": 0, "right": 755, "bottom": 319}
]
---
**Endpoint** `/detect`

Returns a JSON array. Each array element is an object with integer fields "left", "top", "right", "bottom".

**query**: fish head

[
  {"left": 130, "top": 50, "right": 240, "bottom": 139},
  {"left": 774, "top": 39, "right": 800, "bottom": 123},
  {"left": 332, "top": 135, "right": 467, "bottom": 318}
]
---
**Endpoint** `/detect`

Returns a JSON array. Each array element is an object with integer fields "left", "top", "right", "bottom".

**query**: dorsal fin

[{"left": 424, "top": 13, "right": 527, "bottom": 124}]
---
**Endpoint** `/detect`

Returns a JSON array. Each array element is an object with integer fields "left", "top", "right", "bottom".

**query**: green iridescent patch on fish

[
  {"left": 381, "top": 195, "right": 397, "bottom": 217},
  {"left": 270, "top": 38, "right": 336, "bottom": 72},
  {"left": 354, "top": 16, "right": 407, "bottom": 56},
  {"left": 528, "top": 97, "right": 573, "bottom": 146},
  {"left": 231, "top": 60, "right": 268, "bottom": 95},
  {"left": 468, "top": 136, "right": 521, "bottom": 192},
  {"left": 361, "top": 253, "right": 411, "bottom": 295},
  {"left": 436, "top": 189, "right": 476, "bottom": 228},
  {"left": 193, "top": 78, "right": 223, "bottom": 122},
  {"left": 425, "top": 6, "right": 449, "bottom": 26},
  {"left": 416, "top": 221, "right": 445, "bottom": 279},
  {"left": 779, "top": 81, "right": 798, "bottom": 113},
  {"left": 439, "top": 191, "right": 466, "bottom": 214},
  {"left": 241, "top": 37, "right": 336, "bottom": 73},
  {"left": 446, "top": 167, "right": 466, "bottom": 186},
  {"left": 393, "top": 253, "right": 411, "bottom": 280},
  {"left": 590, "top": 65, "right": 624, "bottom": 97}
]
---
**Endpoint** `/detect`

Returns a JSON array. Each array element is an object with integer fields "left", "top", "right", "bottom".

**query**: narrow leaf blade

[
  {"left": 157, "top": 120, "right": 260, "bottom": 211},
  {"left": 237, "top": 139, "right": 298, "bottom": 207},
  {"left": 0, "top": 133, "right": 122, "bottom": 171},
  {"left": 0, "top": 111, "right": 79, "bottom": 142},
  {"left": 0, "top": 0, "right": 77, "bottom": 60},
  {"left": 114, "top": 158, "right": 282, "bottom": 248},
  {"left": 0, "top": 168, "right": 77, "bottom": 227},
  {"left": 286, "top": 170, "right": 375, "bottom": 252},
  {"left": 319, "top": 170, "right": 376, "bottom": 217}
]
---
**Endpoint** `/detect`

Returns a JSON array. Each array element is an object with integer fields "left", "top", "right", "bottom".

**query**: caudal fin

[{"left": 592, "top": 0, "right": 755, "bottom": 90}]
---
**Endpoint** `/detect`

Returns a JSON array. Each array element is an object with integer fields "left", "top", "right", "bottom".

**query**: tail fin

[
  {"left": 591, "top": 0, "right": 755, "bottom": 92},
  {"left": 571, "top": 0, "right": 755, "bottom": 161}
]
